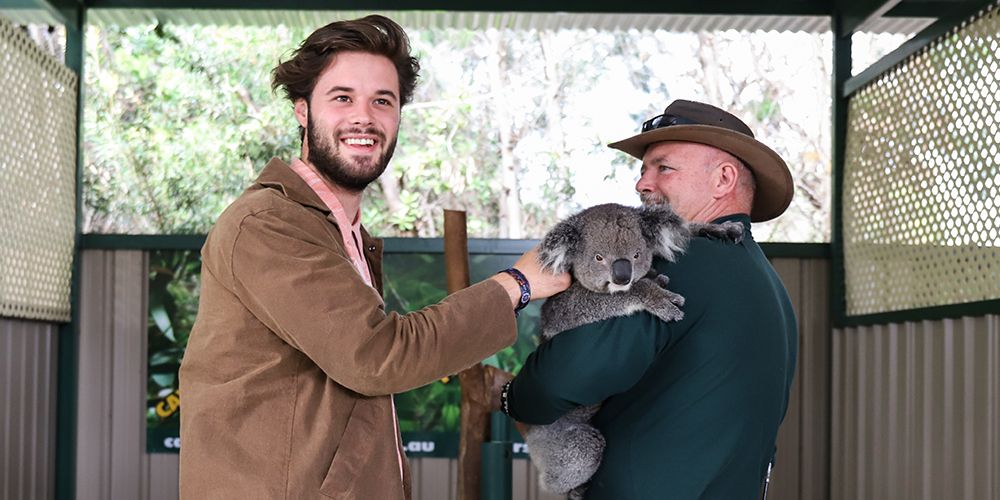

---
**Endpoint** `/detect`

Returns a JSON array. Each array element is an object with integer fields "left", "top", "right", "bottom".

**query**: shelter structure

[{"left": 1, "top": 0, "right": 999, "bottom": 498}]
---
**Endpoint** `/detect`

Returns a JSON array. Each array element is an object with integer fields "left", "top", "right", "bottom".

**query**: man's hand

[
  {"left": 491, "top": 245, "right": 571, "bottom": 309},
  {"left": 483, "top": 366, "right": 532, "bottom": 438}
]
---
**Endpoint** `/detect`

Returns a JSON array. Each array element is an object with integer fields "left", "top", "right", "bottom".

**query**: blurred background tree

[{"left": 84, "top": 24, "right": 836, "bottom": 241}]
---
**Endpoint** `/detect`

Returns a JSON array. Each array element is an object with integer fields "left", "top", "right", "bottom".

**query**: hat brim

[{"left": 608, "top": 125, "right": 793, "bottom": 222}]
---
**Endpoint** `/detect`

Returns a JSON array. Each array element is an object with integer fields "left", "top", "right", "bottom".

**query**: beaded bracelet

[
  {"left": 498, "top": 267, "right": 531, "bottom": 316},
  {"left": 499, "top": 379, "right": 513, "bottom": 416}
]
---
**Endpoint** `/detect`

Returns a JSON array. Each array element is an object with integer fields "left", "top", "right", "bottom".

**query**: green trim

[
  {"left": 884, "top": 1, "right": 963, "bottom": 17},
  {"left": 78, "top": 234, "right": 541, "bottom": 253},
  {"left": 81, "top": 234, "right": 831, "bottom": 259},
  {"left": 828, "top": 20, "right": 850, "bottom": 499},
  {"left": 81, "top": 233, "right": 207, "bottom": 250},
  {"left": 831, "top": 18, "right": 851, "bottom": 330},
  {"left": 839, "top": 299, "right": 1000, "bottom": 327},
  {"left": 383, "top": 237, "right": 537, "bottom": 254},
  {"left": 758, "top": 242, "right": 829, "bottom": 259},
  {"left": 56, "top": 7, "right": 85, "bottom": 500},
  {"left": 82, "top": 0, "right": 830, "bottom": 15},
  {"left": 844, "top": 0, "right": 999, "bottom": 96}
]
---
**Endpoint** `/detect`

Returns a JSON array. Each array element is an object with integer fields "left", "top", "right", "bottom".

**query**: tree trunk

[{"left": 486, "top": 31, "right": 523, "bottom": 238}]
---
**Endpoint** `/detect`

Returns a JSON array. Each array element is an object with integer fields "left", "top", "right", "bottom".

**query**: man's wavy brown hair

[{"left": 271, "top": 15, "right": 420, "bottom": 106}]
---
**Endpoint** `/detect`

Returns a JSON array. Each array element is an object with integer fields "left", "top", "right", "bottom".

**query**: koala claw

[
  {"left": 720, "top": 221, "right": 745, "bottom": 243},
  {"left": 666, "top": 289, "right": 685, "bottom": 307},
  {"left": 637, "top": 276, "right": 685, "bottom": 311},
  {"left": 652, "top": 302, "right": 685, "bottom": 322},
  {"left": 653, "top": 274, "right": 671, "bottom": 288}
]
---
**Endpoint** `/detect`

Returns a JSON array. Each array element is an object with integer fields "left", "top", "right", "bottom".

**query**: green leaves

[{"left": 85, "top": 25, "right": 831, "bottom": 242}]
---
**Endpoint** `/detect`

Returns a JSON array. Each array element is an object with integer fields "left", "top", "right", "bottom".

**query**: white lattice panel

[
  {"left": 0, "top": 15, "right": 77, "bottom": 322},
  {"left": 843, "top": 2, "right": 1000, "bottom": 315}
]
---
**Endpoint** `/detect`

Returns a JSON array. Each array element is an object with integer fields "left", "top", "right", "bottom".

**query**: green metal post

[
  {"left": 56, "top": 3, "right": 84, "bottom": 499},
  {"left": 481, "top": 411, "right": 513, "bottom": 500},
  {"left": 830, "top": 14, "right": 851, "bottom": 329}
]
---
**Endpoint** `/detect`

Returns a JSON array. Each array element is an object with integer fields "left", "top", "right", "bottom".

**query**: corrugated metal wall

[
  {"left": 832, "top": 316, "right": 1000, "bottom": 500},
  {"left": 76, "top": 249, "right": 169, "bottom": 500},
  {"left": 770, "top": 258, "right": 832, "bottom": 500},
  {"left": 73, "top": 249, "right": 831, "bottom": 499},
  {"left": 0, "top": 317, "right": 58, "bottom": 500}
]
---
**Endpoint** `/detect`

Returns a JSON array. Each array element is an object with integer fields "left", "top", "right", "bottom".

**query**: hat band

[{"left": 640, "top": 113, "right": 700, "bottom": 133}]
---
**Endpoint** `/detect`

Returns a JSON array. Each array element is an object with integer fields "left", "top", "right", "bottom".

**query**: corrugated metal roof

[
  {"left": 1, "top": 8, "right": 936, "bottom": 34},
  {"left": 1, "top": 8, "right": 63, "bottom": 26},
  {"left": 859, "top": 15, "right": 935, "bottom": 33},
  {"left": 83, "top": 10, "right": 837, "bottom": 31}
]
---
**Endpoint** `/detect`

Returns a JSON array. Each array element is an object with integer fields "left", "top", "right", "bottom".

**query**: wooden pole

[
  {"left": 444, "top": 209, "right": 471, "bottom": 295},
  {"left": 444, "top": 209, "right": 490, "bottom": 500}
]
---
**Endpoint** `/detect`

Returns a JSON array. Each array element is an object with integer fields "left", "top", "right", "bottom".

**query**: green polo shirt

[{"left": 508, "top": 214, "right": 797, "bottom": 500}]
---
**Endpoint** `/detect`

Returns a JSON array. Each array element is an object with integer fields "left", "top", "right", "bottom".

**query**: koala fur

[{"left": 525, "top": 203, "right": 743, "bottom": 498}]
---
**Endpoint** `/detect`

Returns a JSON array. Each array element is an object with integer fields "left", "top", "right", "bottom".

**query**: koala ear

[
  {"left": 538, "top": 217, "right": 582, "bottom": 273},
  {"left": 638, "top": 204, "right": 687, "bottom": 261}
]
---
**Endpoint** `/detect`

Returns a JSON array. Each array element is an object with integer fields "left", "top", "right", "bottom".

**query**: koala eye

[
  {"left": 633, "top": 252, "right": 640, "bottom": 259},
  {"left": 595, "top": 254, "right": 604, "bottom": 262}
]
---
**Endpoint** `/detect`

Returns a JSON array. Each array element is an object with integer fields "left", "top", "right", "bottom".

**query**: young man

[
  {"left": 178, "top": 15, "right": 568, "bottom": 499},
  {"left": 502, "top": 99, "right": 799, "bottom": 499}
]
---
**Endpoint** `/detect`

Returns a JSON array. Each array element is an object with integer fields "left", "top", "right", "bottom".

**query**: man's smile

[{"left": 340, "top": 134, "right": 380, "bottom": 152}]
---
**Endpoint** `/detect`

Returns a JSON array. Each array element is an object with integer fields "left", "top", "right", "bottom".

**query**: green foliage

[
  {"left": 84, "top": 24, "right": 304, "bottom": 234},
  {"left": 83, "top": 25, "right": 619, "bottom": 239},
  {"left": 382, "top": 253, "right": 543, "bottom": 432},
  {"left": 86, "top": 25, "right": 832, "bottom": 242},
  {"left": 146, "top": 250, "right": 200, "bottom": 428},
  {"left": 146, "top": 249, "right": 544, "bottom": 434}
]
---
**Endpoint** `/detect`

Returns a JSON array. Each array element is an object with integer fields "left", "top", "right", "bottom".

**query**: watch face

[{"left": 520, "top": 292, "right": 531, "bottom": 304}]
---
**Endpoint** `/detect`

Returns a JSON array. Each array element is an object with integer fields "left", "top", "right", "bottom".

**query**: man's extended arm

[{"left": 225, "top": 206, "right": 537, "bottom": 396}]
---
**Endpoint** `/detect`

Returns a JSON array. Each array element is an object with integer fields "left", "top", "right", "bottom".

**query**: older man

[{"left": 503, "top": 99, "right": 798, "bottom": 499}]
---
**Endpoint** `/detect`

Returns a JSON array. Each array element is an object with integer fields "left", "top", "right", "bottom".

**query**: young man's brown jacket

[{"left": 178, "top": 158, "right": 516, "bottom": 499}]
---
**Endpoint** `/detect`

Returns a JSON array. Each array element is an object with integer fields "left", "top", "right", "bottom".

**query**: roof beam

[
  {"left": 883, "top": 1, "right": 963, "bottom": 17},
  {"left": 835, "top": 0, "right": 905, "bottom": 35}
]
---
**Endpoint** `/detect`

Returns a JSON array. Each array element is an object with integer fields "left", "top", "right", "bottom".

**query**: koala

[{"left": 524, "top": 203, "right": 743, "bottom": 499}]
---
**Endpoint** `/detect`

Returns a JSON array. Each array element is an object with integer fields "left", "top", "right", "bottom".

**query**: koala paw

[
  {"left": 718, "top": 221, "right": 745, "bottom": 243},
  {"left": 653, "top": 273, "right": 670, "bottom": 288},
  {"left": 633, "top": 274, "right": 684, "bottom": 308},
  {"left": 635, "top": 277, "right": 685, "bottom": 321},
  {"left": 690, "top": 220, "right": 744, "bottom": 243},
  {"left": 666, "top": 289, "right": 685, "bottom": 308},
  {"left": 650, "top": 275, "right": 685, "bottom": 307},
  {"left": 649, "top": 299, "right": 685, "bottom": 322},
  {"left": 568, "top": 486, "right": 589, "bottom": 500}
]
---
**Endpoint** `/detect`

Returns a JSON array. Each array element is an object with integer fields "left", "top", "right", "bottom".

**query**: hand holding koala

[{"left": 524, "top": 203, "right": 743, "bottom": 498}]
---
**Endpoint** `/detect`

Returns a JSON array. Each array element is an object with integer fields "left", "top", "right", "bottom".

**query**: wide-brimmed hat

[{"left": 608, "top": 99, "right": 793, "bottom": 222}]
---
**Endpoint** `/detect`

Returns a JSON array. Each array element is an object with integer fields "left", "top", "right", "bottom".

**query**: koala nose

[{"left": 611, "top": 259, "right": 632, "bottom": 285}]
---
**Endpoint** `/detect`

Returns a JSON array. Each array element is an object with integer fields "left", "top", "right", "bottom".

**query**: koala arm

[
  {"left": 506, "top": 313, "right": 670, "bottom": 425},
  {"left": 540, "top": 283, "right": 640, "bottom": 339},
  {"left": 540, "top": 279, "right": 684, "bottom": 340}
]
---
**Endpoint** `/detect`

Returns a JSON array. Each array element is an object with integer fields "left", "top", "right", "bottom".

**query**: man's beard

[
  {"left": 640, "top": 192, "right": 669, "bottom": 206},
  {"left": 306, "top": 113, "right": 397, "bottom": 192}
]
